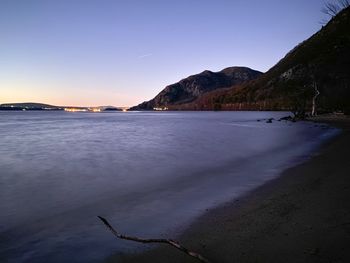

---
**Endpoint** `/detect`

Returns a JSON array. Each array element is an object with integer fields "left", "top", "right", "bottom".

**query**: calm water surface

[{"left": 0, "top": 111, "right": 338, "bottom": 262}]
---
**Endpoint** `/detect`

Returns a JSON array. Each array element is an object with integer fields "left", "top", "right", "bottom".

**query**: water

[{"left": 0, "top": 111, "right": 338, "bottom": 262}]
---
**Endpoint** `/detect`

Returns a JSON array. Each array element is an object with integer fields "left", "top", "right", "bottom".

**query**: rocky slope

[{"left": 130, "top": 67, "right": 262, "bottom": 110}]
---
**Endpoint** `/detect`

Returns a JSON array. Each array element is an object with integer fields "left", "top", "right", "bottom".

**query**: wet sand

[{"left": 109, "top": 115, "right": 350, "bottom": 263}]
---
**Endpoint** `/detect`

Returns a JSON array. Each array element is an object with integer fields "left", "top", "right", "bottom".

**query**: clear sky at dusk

[{"left": 0, "top": 0, "right": 327, "bottom": 107}]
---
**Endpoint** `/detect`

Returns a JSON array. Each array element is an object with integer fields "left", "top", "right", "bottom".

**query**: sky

[{"left": 0, "top": 0, "right": 328, "bottom": 107}]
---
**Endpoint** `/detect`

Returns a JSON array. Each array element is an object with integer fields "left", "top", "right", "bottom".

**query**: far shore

[{"left": 107, "top": 114, "right": 350, "bottom": 263}]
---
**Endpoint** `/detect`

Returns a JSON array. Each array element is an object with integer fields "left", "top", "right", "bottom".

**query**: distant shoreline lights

[
  {"left": 153, "top": 107, "right": 168, "bottom": 111},
  {"left": 64, "top": 108, "right": 88, "bottom": 112},
  {"left": 64, "top": 107, "right": 128, "bottom": 112},
  {"left": 64, "top": 108, "right": 101, "bottom": 112}
]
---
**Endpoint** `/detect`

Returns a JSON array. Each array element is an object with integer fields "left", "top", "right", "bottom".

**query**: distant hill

[
  {"left": 130, "top": 67, "right": 262, "bottom": 110},
  {"left": 178, "top": 7, "right": 350, "bottom": 114},
  {"left": 0, "top": 103, "right": 62, "bottom": 110},
  {"left": 0, "top": 103, "right": 124, "bottom": 111}
]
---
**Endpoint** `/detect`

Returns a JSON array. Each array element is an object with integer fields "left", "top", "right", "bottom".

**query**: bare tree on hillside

[
  {"left": 311, "top": 81, "right": 320, "bottom": 116},
  {"left": 322, "top": 0, "right": 350, "bottom": 19}
]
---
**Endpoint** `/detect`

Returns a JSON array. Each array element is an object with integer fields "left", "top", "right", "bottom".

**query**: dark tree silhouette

[{"left": 322, "top": 0, "right": 349, "bottom": 18}]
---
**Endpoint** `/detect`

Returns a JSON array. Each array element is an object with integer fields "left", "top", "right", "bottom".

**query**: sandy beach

[{"left": 110, "top": 115, "right": 350, "bottom": 263}]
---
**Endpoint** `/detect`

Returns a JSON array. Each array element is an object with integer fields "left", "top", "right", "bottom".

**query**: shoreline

[{"left": 109, "top": 115, "right": 350, "bottom": 263}]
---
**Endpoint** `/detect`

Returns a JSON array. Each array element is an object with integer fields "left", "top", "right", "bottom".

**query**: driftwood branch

[{"left": 98, "top": 216, "right": 211, "bottom": 263}]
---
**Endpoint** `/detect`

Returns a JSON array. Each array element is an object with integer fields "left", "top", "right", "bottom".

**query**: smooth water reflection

[{"left": 0, "top": 111, "right": 338, "bottom": 262}]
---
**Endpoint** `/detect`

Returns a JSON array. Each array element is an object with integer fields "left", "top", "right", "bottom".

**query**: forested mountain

[
  {"left": 175, "top": 7, "right": 350, "bottom": 114},
  {"left": 132, "top": 7, "right": 350, "bottom": 114},
  {"left": 130, "top": 67, "right": 262, "bottom": 110}
]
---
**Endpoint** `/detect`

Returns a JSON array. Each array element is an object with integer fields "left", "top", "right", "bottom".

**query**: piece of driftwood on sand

[{"left": 97, "top": 216, "right": 211, "bottom": 263}]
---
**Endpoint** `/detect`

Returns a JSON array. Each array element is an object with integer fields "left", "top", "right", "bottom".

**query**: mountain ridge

[
  {"left": 173, "top": 7, "right": 350, "bottom": 114},
  {"left": 130, "top": 67, "right": 262, "bottom": 110},
  {"left": 132, "top": 6, "right": 350, "bottom": 114}
]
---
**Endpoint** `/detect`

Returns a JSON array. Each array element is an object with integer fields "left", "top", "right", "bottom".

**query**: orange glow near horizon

[
  {"left": 0, "top": 87, "right": 142, "bottom": 108},
  {"left": 0, "top": 79, "right": 147, "bottom": 107}
]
